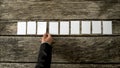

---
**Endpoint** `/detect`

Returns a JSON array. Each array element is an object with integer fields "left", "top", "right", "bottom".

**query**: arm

[
  {"left": 35, "top": 43, "right": 52, "bottom": 68},
  {"left": 35, "top": 33, "right": 53, "bottom": 68}
]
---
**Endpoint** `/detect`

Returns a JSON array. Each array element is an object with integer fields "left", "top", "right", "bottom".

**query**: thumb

[{"left": 43, "top": 33, "right": 47, "bottom": 38}]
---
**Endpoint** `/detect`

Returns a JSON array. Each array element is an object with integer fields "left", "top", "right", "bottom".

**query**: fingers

[
  {"left": 43, "top": 33, "right": 52, "bottom": 38},
  {"left": 43, "top": 33, "right": 48, "bottom": 38},
  {"left": 43, "top": 33, "right": 47, "bottom": 37},
  {"left": 47, "top": 33, "right": 52, "bottom": 38},
  {"left": 41, "top": 33, "right": 52, "bottom": 44},
  {"left": 41, "top": 33, "right": 46, "bottom": 42}
]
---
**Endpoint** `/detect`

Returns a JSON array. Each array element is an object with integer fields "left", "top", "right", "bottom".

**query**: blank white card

[
  {"left": 49, "top": 22, "right": 58, "bottom": 34},
  {"left": 92, "top": 21, "right": 101, "bottom": 34},
  {"left": 103, "top": 21, "right": 112, "bottom": 34},
  {"left": 60, "top": 21, "right": 69, "bottom": 35},
  {"left": 17, "top": 21, "right": 26, "bottom": 35},
  {"left": 71, "top": 21, "right": 80, "bottom": 34},
  {"left": 81, "top": 21, "right": 91, "bottom": 34},
  {"left": 27, "top": 21, "right": 36, "bottom": 34},
  {"left": 37, "top": 22, "right": 47, "bottom": 35}
]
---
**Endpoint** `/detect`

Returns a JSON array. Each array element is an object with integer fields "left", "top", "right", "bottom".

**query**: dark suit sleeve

[{"left": 35, "top": 43, "right": 52, "bottom": 68}]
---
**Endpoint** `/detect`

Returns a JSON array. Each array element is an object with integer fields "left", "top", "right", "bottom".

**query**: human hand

[{"left": 41, "top": 33, "right": 53, "bottom": 45}]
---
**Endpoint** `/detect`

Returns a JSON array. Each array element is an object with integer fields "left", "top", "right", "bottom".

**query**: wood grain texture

[
  {"left": 0, "top": 0, "right": 120, "bottom": 19},
  {"left": 0, "top": 0, "right": 120, "bottom": 67},
  {"left": 0, "top": 63, "right": 120, "bottom": 68},
  {"left": 0, "top": 36, "right": 120, "bottom": 63}
]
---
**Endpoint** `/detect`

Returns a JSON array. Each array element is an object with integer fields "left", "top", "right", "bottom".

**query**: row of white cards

[{"left": 17, "top": 21, "right": 112, "bottom": 35}]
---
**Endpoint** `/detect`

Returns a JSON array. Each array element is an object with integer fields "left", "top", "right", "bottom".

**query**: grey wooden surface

[
  {"left": 1, "top": 63, "right": 120, "bottom": 68},
  {"left": 0, "top": 0, "right": 120, "bottom": 20},
  {"left": 0, "top": 63, "right": 120, "bottom": 68},
  {"left": 0, "top": 36, "right": 120, "bottom": 68},
  {"left": 0, "top": 0, "right": 120, "bottom": 68}
]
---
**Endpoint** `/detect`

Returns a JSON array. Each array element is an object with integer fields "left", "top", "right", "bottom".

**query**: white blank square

[
  {"left": 92, "top": 21, "right": 101, "bottom": 34},
  {"left": 49, "top": 22, "right": 58, "bottom": 35},
  {"left": 60, "top": 21, "right": 69, "bottom": 35},
  {"left": 17, "top": 21, "right": 26, "bottom": 35},
  {"left": 71, "top": 21, "right": 80, "bottom": 34},
  {"left": 37, "top": 22, "right": 47, "bottom": 35},
  {"left": 81, "top": 21, "right": 91, "bottom": 34},
  {"left": 103, "top": 21, "right": 112, "bottom": 34},
  {"left": 27, "top": 21, "right": 36, "bottom": 34}
]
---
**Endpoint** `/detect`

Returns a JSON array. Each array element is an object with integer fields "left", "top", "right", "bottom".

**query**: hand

[{"left": 41, "top": 33, "right": 53, "bottom": 45}]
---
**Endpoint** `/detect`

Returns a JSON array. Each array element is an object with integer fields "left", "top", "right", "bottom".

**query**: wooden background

[{"left": 0, "top": 0, "right": 120, "bottom": 68}]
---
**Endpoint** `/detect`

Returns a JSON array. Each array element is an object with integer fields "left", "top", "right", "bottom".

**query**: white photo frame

[
  {"left": 60, "top": 21, "right": 69, "bottom": 35},
  {"left": 71, "top": 21, "right": 80, "bottom": 35},
  {"left": 103, "top": 21, "right": 112, "bottom": 34},
  {"left": 37, "top": 21, "right": 47, "bottom": 35},
  {"left": 49, "top": 21, "right": 58, "bottom": 35},
  {"left": 81, "top": 21, "right": 91, "bottom": 34},
  {"left": 17, "top": 21, "right": 26, "bottom": 35},
  {"left": 27, "top": 21, "right": 36, "bottom": 34},
  {"left": 92, "top": 21, "right": 101, "bottom": 34}
]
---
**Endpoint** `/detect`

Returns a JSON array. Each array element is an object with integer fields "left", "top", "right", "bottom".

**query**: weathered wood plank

[
  {"left": 0, "top": 20, "right": 120, "bottom": 35},
  {"left": 52, "top": 64, "right": 120, "bottom": 68},
  {"left": 0, "top": 37, "right": 120, "bottom": 63},
  {"left": 113, "top": 20, "right": 120, "bottom": 34},
  {"left": 0, "top": 0, "right": 120, "bottom": 19},
  {"left": 0, "top": 63, "right": 120, "bottom": 68},
  {"left": 60, "top": 0, "right": 120, "bottom": 3},
  {"left": 0, "top": 0, "right": 120, "bottom": 68},
  {"left": 0, "top": 22, "right": 17, "bottom": 35},
  {"left": 0, "top": 37, "right": 67, "bottom": 62},
  {"left": 0, "top": 63, "right": 36, "bottom": 68}
]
